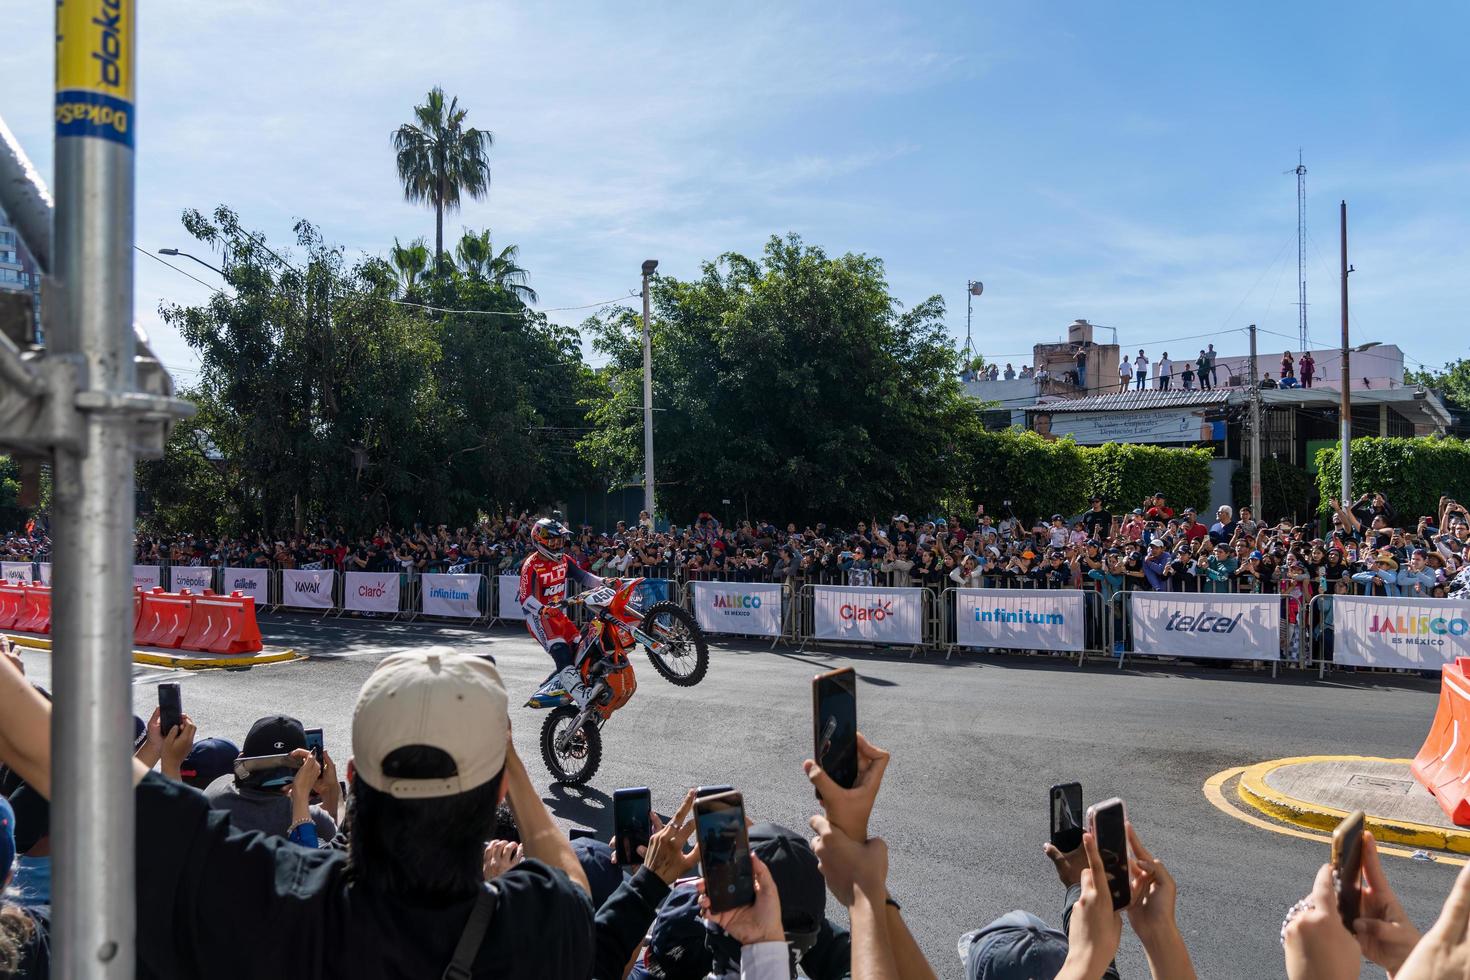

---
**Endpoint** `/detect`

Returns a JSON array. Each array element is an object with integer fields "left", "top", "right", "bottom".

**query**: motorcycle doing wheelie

[{"left": 528, "top": 577, "right": 709, "bottom": 785}]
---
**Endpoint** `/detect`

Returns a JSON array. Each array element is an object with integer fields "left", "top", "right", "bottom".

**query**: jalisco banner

[
  {"left": 133, "top": 564, "right": 163, "bottom": 591},
  {"left": 692, "top": 581, "right": 784, "bottom": 638},
  {"left": 812, "top": 585, "right": 924, "bottom": 646},
  {"left": 955, "top": 588, "right": 1086, "bottom": 652},
  {"left": 222, "top": 568, "right": 270, "bottom": 604},
  {"left": 1333, "top": 594, "right": 1470, "bottom": 671},
  {"left": 1, "top": 562, "right": 33, "bottom": 585},
  {"left": 422, "top": 573, "right": 482, "bottom": 619},
  {"left": 345, "top": 571, "right": 401, "bottom": 614},
  {"left": 169, "top": 565, "right": 215, "bottom": 594},
  {"left": 281, "top": 568, "right": 336, "bottom": 610},
  {"left": 1129, "top": 592, "right": 1280, "bottom": 661},
  {"left": 497, "top": 574, "right": 525, "bottom": 620}
]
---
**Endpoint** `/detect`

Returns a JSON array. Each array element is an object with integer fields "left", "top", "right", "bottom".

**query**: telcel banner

[
  {"left": 812, "top": 585, "right": 923, "bottom": 646},
  {"left": 693, "top": 581, "right": 784, "bottom": 638},
  {"left": 1130, "top": 593, "right": 1280, "bottom": 661},
  {"left": 497, "top": 574, "right": 525, "bottom": 621},
  {"left": 170, "top": 566, "right": 215, "bottom": 593},
  {"left": 955, "top": 588, "right": 1085, "bottom": 652},
  {"left": 222, "top": 567, "right": 269, "bottom": 604},
  {"left": 1, "top": 562, "right": 33, "bottom": 585},
  {"left": 345, "top": 571, "right": 400, "bottom": 614},
  {"left": 422, "top": 573, "right": 482, "bottom": 619},
  {"left": 1333, "top": 594, "right": 1470, "bottom": 670},
  {"left": 133, "top": 565, "right": 163, "bottom": 591},
  {"left": 282, "top": 568, "right": 336, "bottom": 610}
]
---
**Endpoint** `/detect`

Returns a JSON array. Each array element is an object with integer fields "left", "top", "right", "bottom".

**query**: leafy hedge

[
  {"left": 1231, "top": 458, "right": 1316, "bottom": 524},
  {"left": 1085, "top": 442, "right": 1212, "bottom": 516},
  {"left": 1313, "top": 437, "right": 1470, "bottom": 522}
]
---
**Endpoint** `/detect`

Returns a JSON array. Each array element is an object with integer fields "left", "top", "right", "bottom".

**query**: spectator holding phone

[{"left": 205, "top": 715, "right": 339, "bottom": 842}]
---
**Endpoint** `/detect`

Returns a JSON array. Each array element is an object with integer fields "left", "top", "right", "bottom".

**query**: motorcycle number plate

[{"left": 584, "top": 587, "right": 616, "bottom": 607}]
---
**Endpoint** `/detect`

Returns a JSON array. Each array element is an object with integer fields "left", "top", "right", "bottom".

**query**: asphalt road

[{"left": 19, "top": 614, "right": 1458, "bottom": 978}]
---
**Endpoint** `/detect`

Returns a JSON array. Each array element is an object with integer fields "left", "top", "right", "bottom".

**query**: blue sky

[{"left": 4, "top": 1, "right": 1467, "bottom": 383}]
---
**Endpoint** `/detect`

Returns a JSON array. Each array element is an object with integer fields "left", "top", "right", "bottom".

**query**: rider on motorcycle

[{"left": 520, "top": 517, "right": 604, "bottom": 708}]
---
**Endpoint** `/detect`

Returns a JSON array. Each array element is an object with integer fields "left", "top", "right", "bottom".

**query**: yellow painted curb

[
  {"left": 5, "top": 632, "right": 302, "bottom": 670},
  {"left": 1235, "top": 755, "right": 1470, "bottom": 856}
]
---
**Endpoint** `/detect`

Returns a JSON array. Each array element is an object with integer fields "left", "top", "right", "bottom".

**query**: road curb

[
  {"left": 4, "top": 632, "right": 303, "bottom": 670},
  {"left": 1235, "top": 754, "right": 1470, "bottom": 855}
]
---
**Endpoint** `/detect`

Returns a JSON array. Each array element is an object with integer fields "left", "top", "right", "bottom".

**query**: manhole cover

[{"left": 1347, "top": 774, "right": 1414, "bottom": 795}]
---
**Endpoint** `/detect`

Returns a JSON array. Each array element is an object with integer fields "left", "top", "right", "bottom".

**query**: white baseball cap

[{"left": 352, "top": 647, "right": 509, "bottom": 799}]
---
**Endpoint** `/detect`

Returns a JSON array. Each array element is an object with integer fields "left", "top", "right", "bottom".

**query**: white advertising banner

[
  {"left": 222, "top": 567, "right": 270, "bottom": 604},
  {"left": 955, "top": 588, "right": 1086, "bottom": 652},
  {"left": 169, "top": 565, "right": 215, "bottom": 594},
  {"left": 1130, "top": 593, "right": 1280, "bottom": 661},
  {"left": 497, "top": 574, "right": 526, "bottom": 621},
  {"left": 1333, "top": 594, "right": 1470, "bottom": 671},
  {"left": 693, "top": 581, "right": 784, "bottom": 638},
  {"left": 422, "top": 573, "right": 482, "bottom": 619},
  {"left": 282, "top": 568, "right": 336, "bottom": 610},
  {"left": 133, "top": 564, "right": 163, "bottom": 591},
  {"left": 1, "top": 562, "right": 33, "bottom": 585},
  {"left": 345, "top": 571, "right": 401, "bottom": 614},
  {"left": 37, "top": 563, "right": 51, "bottom": 586},
  {"left": 812, "top": 585, "right": 924, "bottom": 646}
]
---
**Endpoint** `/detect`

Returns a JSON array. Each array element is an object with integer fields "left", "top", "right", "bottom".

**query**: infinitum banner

[
  {"left": 422, "top": 573, "right": 482, "bottom": 619},
  {"left": 954, "top": 588, "right": 1085, "bottom": 652}
]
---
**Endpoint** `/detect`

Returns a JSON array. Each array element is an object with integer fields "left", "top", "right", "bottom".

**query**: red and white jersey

[{"left": 518, "top": 551, "right": 599, "bottom": 615}]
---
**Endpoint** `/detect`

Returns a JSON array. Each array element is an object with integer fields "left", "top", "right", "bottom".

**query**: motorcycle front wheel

[
  {"left": 639, "top": 601, "right": 710, "bottom": 687},
  {"left": 540, "top": 706, "right": 602, "bottom": 786}
]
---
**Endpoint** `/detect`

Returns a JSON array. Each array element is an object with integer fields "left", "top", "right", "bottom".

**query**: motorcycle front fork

[{"left": 556, "top": 678, "right": 610, "bottom": 752}]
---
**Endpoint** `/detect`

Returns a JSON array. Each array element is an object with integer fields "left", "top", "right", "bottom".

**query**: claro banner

[
  {"left": 812, "top": 585, "right": 924, "bottom": 646},
  {"left": 1333, "top": 594, "right": 1470, "bottom": 671},
  {"left": 1129, "top": 593, "right": 1280, "bottom": 661},
  {"left": 955, "top": 588, "right": 1085, "bottom": 652},
  {"left": 282, "top": 568, "right": 336, "bottom": 610},
  {"left": 422, "top": 573, "right": 482, "bottom": 619},
  {"left": 497, "top": 574, "right": 525, "bottom": 621},
  {"left": 222, "top": 568, "right": 269, "bottom": 604},
  {"left": 692, "top": 581, "right": 784, "bottom": 638},
  {"left": 345, "top": 571, "right": 401, "bottom": 614}
]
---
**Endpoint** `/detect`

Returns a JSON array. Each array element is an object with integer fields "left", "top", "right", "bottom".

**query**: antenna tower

[{"left": 1292, "top": 151, "right": 1308, "bottom": 351}]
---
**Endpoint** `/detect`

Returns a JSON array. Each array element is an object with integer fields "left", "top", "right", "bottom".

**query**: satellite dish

[{"left": 969, "top": 281, "right": 984, "bottom": 296}]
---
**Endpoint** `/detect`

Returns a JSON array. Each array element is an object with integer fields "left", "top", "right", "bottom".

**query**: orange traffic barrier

[
  {"left": 12, "top": 585, "right": 52, "bottom": 634},
  {"left": 1413, "top": 657, "right": 1470, "bottom": 826},
  {"left": 0, "top": 584, "right": 24, "bottom": 629},
  {"left": 181, "top": 591, "right": 263, "bottom": 655},
  {"left": 134, "top": 589, "right": 196, "bottom": 649}
]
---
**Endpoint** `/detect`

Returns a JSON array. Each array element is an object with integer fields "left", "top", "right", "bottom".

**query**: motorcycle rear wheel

[
  {"left": 540, "top": 706, "right": 602, "bottom": 786},
  {"left": 639, "top": 601, "right": 709, "bottom": 687}
]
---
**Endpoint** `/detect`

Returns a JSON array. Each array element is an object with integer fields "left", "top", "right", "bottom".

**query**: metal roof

[{"left": 1025, "top": 389, "right": 1230, "bottom": 413}]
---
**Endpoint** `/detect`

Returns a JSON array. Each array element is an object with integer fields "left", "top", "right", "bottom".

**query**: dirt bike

[{"left": 529, "top": 577, "right": 709, "bottom": 785}]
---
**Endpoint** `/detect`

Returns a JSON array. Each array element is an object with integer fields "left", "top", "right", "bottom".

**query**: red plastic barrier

[
  {"left": 1412, "top": 657, "right": 1470, "bottom": 826},
  {"left": 181, "top": 591, "right": 263, "bottom": 655},
  {"left": 134, "top": 589, "right": 195, "bottom": 649},
  {"left": 0, "top": 584, "right": 24, "bottom": 629},
  {"left": 12, "top": 585, "right": 52, "bottom": 634}
]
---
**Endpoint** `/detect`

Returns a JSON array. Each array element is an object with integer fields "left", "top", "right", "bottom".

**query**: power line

[{"left": 134, "top": 245, "right": 221, "bottom": 293}]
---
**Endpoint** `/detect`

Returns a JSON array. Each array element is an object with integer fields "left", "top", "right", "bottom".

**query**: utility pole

[
  {"left": 964, "top": 280, "right": 982, "bottom": 371},
  {"left": 1339, "top": 200, "right": 1353, "bottom": 504},
  {"left": 1249, "top": 323, "right": 1262, "bottom": 519},
  {"left": 641, "top": 259, "right": 658, "bottom": 521},
  {"left": 1292, "top": 151, "right": 1309, "bottom": 352}
]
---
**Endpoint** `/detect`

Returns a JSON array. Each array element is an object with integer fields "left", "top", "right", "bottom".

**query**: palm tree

[
  {"left": 391, "top": 87, "right": 493, "bottom": 270},
  {"left": 389, "top": 237, "right": 430, "bottom": 296},
  {"left": 454, "top": 228, "right": 539, "bottom": 305}
]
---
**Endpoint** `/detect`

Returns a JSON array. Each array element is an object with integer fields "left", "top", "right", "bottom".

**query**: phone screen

[
  {"left": 695, "top": 791, "right": 755, "bottom": 913},
  {"left": 1089, "top": 799, "right": 1132, "bottom": 911},
  {"left": 1050, "top": 783, "right": 1083, "bottom": 852},
  {"left": 813, "top": 668, "right": 858, "bottom": 789},
  {"left": 613, "top": 787, "right": 653, "bottom": 866},
  {"left": 157, "top": 683, "right": 182, "bottom": 739},
  {"left": 695, "top": 784, "right": 734, "bottom": 798},
  {"left": 304, "top": 727, "right": 324, "bottom": 766},
  {"left": 1332, "top": 810, "right": 1366, "bottom": 928}
]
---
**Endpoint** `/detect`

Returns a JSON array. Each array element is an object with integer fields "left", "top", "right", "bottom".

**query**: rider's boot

[
  {"left": 526, "top": 666, "right": 591, "bottom": 709},
  {"left": 554, "top": 665, "right": 592, "bottom": 710}
]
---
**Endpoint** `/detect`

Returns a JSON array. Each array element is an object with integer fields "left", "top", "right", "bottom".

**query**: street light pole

[
  {"left": 1249, "top": 324, "right": 1262, "bottom": 520},
  {"left": 1339, "top": 200, "right": 1353, "bottom": 505},
  {"left": 641, "top": 259, "right": 658, "bottom": 521},
  {"left": 158, "top": 246, "right": 224, "bottom": 277}
]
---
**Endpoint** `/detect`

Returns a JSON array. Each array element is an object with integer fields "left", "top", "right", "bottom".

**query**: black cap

[
  {"left": 749, "top": 822, "right": 826, "bottom": 948},
  {"left": 242, "top": 715, "right": 306, "bottom": 757},
  {"left": 645, "top": 884, "right": 711, "bottom": 980}
]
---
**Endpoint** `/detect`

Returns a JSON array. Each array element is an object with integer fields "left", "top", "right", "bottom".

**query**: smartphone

[
  {"left": 157, "top": 682, "right": 182, "bottom": 739},
  {"left": 304, "top": 727, "right": 324, "bottom": 767},
  {"left": 695, "top": 791, "right": 755, "bottom": 913},
  {"left": 695, "top": 784, "right": 734, "bottom": 798},
  {"left": 1332, "top": 810, "right": 1366, "bottom": 929},
  {"left": 813, "top": 668, "right": 858, "bottom": 789},
  {"left": 1049, "top": 782, "right": 1084, "bottom": 853},
  {"left": 1085, "top": 798, "right": 1132, "bottom": 911},
  {"left": 613, "top": 787, "right": 653, "bottom": 866}
]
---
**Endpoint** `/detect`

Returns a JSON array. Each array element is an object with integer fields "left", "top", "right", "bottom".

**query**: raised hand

[{"left": 804, "top": 731, "right": 890, "bottom": 841}]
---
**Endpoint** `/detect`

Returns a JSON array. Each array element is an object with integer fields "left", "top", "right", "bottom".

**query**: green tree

[
  {"left": 1230, "top": 457, "right": 1316, "bottom": 523},
  {"left": 454, "top": 228, "right": 538, "bottom": 304},
  {"left": 578, "top": 234, "right": 979, "bottom": 523},
  {"left": 389, "top": 236, "right": 431, "bottom": 297},
  {"left": 391, "top": 87, "right": 493, "bottom": 271},
  {"left": 0, "top": 455, "right": 26, "bottom": 531}
]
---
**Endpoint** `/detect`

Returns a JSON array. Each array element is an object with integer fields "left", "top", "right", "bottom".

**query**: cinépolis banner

[
  {"left": 1129, "top": 592, "right": 1279, "bottom": 661},
  {"left": 955, "top": 588, "right": 1085, "bottom": 652},
  {"left": 1333, "top": 594, "right": 1470, "bottom": 671},
  {"left": 222, "top": 567, "right": 269, "bottom": 604},
  {"left": 282, "top": 568, "right": 336, "bottom": 610},
  {"left": 345, "top": 571, "right": 401, "bottom": 614},
  {"left": 169, "top": 565, "right": 215, "bottom": 594},
  {"left": 692, "top": 581, "right": 784, "bottom": 637},
  {"left": 812, "top": 585, "right": 923, "bottom": 646},
  {"left": 422, "top": 573, "right": 482, "bottom": 619}
]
